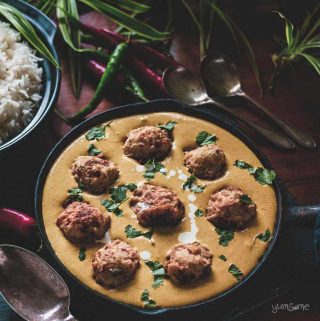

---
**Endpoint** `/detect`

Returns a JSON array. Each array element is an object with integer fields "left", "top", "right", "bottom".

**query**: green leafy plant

[
  {"left": 270, "top": 6, "right": 320, "bottom": 92},
  {"left": 0, "top": 2, "right": 59, "bottom": 67}
]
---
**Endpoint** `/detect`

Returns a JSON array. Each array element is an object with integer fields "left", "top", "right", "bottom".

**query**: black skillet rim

[{"left": 35, "top": 99, "right": 283, "bottom": 315}]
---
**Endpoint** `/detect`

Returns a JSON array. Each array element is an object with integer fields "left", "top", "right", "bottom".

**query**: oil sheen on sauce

[{"left": 42, "top": 112, "right": 277, "bottom": 308}]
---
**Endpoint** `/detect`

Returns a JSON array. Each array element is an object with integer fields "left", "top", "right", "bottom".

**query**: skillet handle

[{"left": 286, "top": 205, "right": 320, "bottom": 227}]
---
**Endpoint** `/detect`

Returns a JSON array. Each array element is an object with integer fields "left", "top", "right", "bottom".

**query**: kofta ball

[
  {"left": 71, "top": 156, "right": 119, "bottom": 194},
  {"left": 123, "top": 126, "right": 172, "bottom": 164},
  {"left": 130, "top": 183, "right": 185, "bottom": 227},
  {"left": 165, "top": 242, "right": 213, "bottom": 285},
  {"left": 56, "top": 202, "right": 110, "bottom": 243},
  {"left": 92, "top": 239, "right": 140, "bottom": 288},
  {"left": 184, "top": 144, "right": 226, "bottom": 180},
  {"left": 206, "top": 186, "right": 257, "bottom": 230}
]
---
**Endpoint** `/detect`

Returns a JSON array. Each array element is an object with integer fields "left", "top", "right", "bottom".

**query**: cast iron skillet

[
  {"left": 35, "top": 99, "right": 319, "bottom": 315},
  {"left": 0, "top": 0, "right": 61, "bottom": 154}
]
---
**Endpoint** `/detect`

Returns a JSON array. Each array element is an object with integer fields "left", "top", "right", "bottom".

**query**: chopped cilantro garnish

[
  {"left": 85, "top": 124, "right": 109, "bottom": 141},
  {"left": 196, "top": 131, "right": 217, "bottom": 146},
  {"left": 88, "top": 144, "right": 102, "bottom": 156},
  {"left": 240, "top": 194, "right": 253, "bottom": 205},
  {"left": 182, "top": 175, "right": 205, "bottom": 193},
  {"left": 101, "top": 184, "right": 137, "bottom": 217},
  {"left": 219, "top": 255, "right": 227, "bottom": 261},
  {"left": 145, "top": 261, "right": 166, "bottom": 288},
  {"left": 141, "top": 289, "right": 157, "bottom": 308},
  {"left": 68, "top": 187, "right": 83, "bottom": 202},
  {"left": 157, "top": 121, "right": 177, "bottom": 132},
  {"left": 195, "top": 209, "right": 204, "bottom": 217},
  {"left": 228, "top": 264, "right": 243, "bottom": 281},
  {"left": 79, "top": 247, "right": 86, "bottom": 261},
  {"left": 234, "top": 160, "right": 276, "bottom": 185},
  {"left": 143, "top": 159, "right": 166, "bottom": 180},
  {"left": 256, "top": 229, "right": 271, "bottom": 242},
  {"left": 125, "top": 225, "right": 153, "bottom": 240},
  {"left": 215, "top": 227, "right": 234, "bottom": 246}
]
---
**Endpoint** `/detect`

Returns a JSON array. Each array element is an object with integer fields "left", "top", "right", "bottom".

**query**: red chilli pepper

[
  {"left": 0, "top": 208, "right": 37, "bottom": 238},
  {"left": 81, "top": 23, "right": 180, "bottom": 69}
]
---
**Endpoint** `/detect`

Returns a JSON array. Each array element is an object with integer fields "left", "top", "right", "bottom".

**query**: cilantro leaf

[
  {"left": 101, "top": 198, "right": 126, "bottom": 217},
  {"left": 182, "top": 175, "right": 205, "bottom": 193},
  {"left": 126, "top": 183, "right": 137, "bottom": 191},
  {"left": 141, "top": 289, "right": 157, "bottom": 308},
  {"left": 125, "top": 225, "right": 153, "bottom": 240},
  {"left": 233, "top": 160, "right": 252, "bottom": 169},
  {"left": 68, "top": 187, "right": 83, "bottom": 202},
  {"left": 256, "top": 229, "right": 271, "bottom": 242},
  {"left": 79, "top": 247, "right": 86, "bottom": 261},
  {"left": 85, "top": 124, "right": 108, "bottom": 141},
  {"left": 88, "top": 144, "right": 102, "bottom": 156},
  {"left": 234, "top": 160, "right": 276, "bottom": 186},
  {"left": 219, "top": 255, "right": 227, "bottom": 261},
  {"left": 143, "top": 159, "right": 166, "bottom": 180},
  {"left": 215, "top": 228, "right": 234, "bottom": 246},
  {"left": 228, "top": 264, "right": 243, "bottom": 281},
  {"left": 196, "top": 131, "right": 217, "bottom": 146},
  {"left": 157, "top": 121, "right": 177, "bottom": 131},
  {"left": 240, "top": 194, "right": 253, "bottom": 205},
  {"left": 253, "top": 168, "right": 277, "bottom": 185},
  {"left": 145, "top": 261, "right": 166, "bottom": 288},
  {"left": 195, "top": 209, "right": 204, "bottom": 217}
]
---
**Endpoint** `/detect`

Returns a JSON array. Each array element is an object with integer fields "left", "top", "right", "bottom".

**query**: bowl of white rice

[{"left": 0, "top": 0, "right": 60, "bottom": 153}]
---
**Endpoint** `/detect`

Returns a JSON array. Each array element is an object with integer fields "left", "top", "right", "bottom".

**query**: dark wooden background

[{"left": 0, "top": 1, "right": 320, "bottom": 320}]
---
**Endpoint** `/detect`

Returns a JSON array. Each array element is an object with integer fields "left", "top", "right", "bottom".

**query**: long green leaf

[
  {"left": 297, "top": 53, "right": 320, "bottom": 74},
  {"left": 68, "top": 0, "right": 82, "bottom": 98},
  {"left": 78, "top": 0, "right": 171, "bottom": 41},
  {"left": 106, "top": 0, "right": 150, "bottom": 13},
  {"left": 182, "top": 0, "right": 207, "bottom": 57},
  {"left": 0, "top": 3, "right": 59, "bottom": 68},
  {"left": 274, "top": 11, "right": 294, "bottom": 47}
]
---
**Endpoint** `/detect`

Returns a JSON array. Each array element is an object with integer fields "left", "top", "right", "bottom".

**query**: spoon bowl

[
  {"left": 163, "top": 66, "right": 211, "bottom": 105},
  {"left": 0, "top": 245, "right": 76, "bottom": 321},
  {"left": 201, "top": 54, "right": 241, "bottom": 97},
  {"left": 163, "top": 66, "right": 296, "bottom": 149},
  {"left": 200, "top": 52, "right": 316, "bottom": 148}
]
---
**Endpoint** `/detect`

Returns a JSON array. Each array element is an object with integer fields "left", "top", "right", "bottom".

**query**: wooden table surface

[{"left": 1, "top": 7, "right": 320, "bottom": 321}]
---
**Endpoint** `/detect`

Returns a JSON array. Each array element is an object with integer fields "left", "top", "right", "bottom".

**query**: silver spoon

[
  {"left": 0, "top": 244, "right": 77, "bottom": 321},
  {"left": 200, "top": 53, "right": 316, "bottom": 148},
  {"left": 163, "top": 66, "right": 296, "bottom": 149}
]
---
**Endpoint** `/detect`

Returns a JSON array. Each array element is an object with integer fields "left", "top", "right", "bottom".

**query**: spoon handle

[
  {"left": 207, "top": 99, "right": 296, "bottom": 149},
  {"left": 242, "top": 93, "right": 316, "bottom": 148}
]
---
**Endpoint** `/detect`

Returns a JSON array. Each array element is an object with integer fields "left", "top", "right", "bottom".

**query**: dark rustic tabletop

[{"left": 0, "top": 3, "right": 320, "bottom": 321}]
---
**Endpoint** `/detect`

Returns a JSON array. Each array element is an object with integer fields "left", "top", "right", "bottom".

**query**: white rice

[{"left": 0, "top": 21, "right": 43, "bottom": 145}]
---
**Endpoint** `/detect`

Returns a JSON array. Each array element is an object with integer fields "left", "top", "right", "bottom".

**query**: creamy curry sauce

[{"left": 42, "top": 112, "right": 277, "bottom": 308}]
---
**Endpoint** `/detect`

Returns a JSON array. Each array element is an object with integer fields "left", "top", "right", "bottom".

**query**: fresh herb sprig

[
  {"left": 234, "top": 160, "right": 276, "bottom": 186},
  {"left": 68, "top": 187, "right": 83, "bottom": 202},
  {"left": 101, "top": 184, "right": 137, "bottom": 216},
  {"left": 256, "top": 229, "right": 271, "bottom": 242},
  {"left": 141, "top": 289, "right": 157, "bottom": 308},
  {"left": 215, "top": 228, "right": 234, "bottom": 246},
  {"left": 183, "top": 175, "right": 205, "bottom": 193},
  {"left": 240, "top": 194, "right": 253, "bottom": 205},
  {"left": 79, "top": 247, "right": 86, "bottom": 261},
  {"left": 228, "top": 264, "right": 243, "bottom": 281},
  {"left": 196, "top": 131, "right": 217, "bottom": 146},
  {"left": 270, "top": 6, "right": 320, "bottom": 93},
  {"left": 195, "top": 209, "right": 204, "bottom": 217},
  {"left": 125, "top": 225, "right": 152, "bottom": 240},
  {"left": 157, "top": 121, "right": 177, "bottom": 132},
  {"left": 88, "top": 144, "right": 102, "bottom": 156},
  {"left": 145, "top": 261, "right": 166, "bottom": 288},
  {"left": 85, "top": 123, "right": 109, "bottom": 141},
  {"left": 143, "top": 159, "right": 166, "bottom": 180}
]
